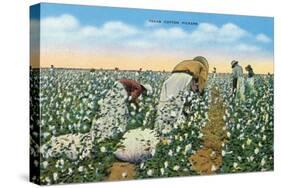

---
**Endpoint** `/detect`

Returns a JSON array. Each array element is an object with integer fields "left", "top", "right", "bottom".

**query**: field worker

[
  {"left": 155, "top": 56, "right": 209, "bottom": 135},
  {"left": 231, "top": 60, "right": 245, "bottom": 100},
  {"left": 213, "top": 67, "right": 217, "bottom": 78},
  {"left": 119, "top": 79, "right": 152, "bottom": 105},
  {"left": 50, "top": 65, "right": 55, "bottom": 75},
  {"left": 245, "top": 65, "right": 255, "bottom": 94},
  {"left": 91, "top": 79, "right": 152, "bottom": 142}
]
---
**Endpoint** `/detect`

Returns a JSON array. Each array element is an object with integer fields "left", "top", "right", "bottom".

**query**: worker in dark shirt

[
  {"left": 245, "top": 65, "right": 254, "bottom": 78},
  {"left": 245, "top": 65, "right": 255, "bottom": 95}
]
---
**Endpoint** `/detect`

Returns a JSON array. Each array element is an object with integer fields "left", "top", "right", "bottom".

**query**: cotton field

[{"left": 30, "top": 69, "right": 273, "bottom": 185}]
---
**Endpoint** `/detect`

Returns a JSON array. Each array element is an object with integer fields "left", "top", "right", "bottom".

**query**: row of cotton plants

[{"left": 216, "top": 75, "right": 274, "bottom": 173}]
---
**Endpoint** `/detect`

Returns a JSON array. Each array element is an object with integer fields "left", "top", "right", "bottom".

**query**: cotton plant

[
  {"left": 39, "top": 70, "right": 101, "bottom": 142},
  {"left": 216, "top": 75, "right": 273, "bottom": 173}
]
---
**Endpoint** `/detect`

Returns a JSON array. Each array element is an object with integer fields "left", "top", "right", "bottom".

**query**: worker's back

[
  {"left": 172, "top": 59, "right": 209, "bottom": 93},
  {"left": 173, "top": 60, "right": 207, "bottom": 74},
  {"left": 232, "top": 64, "right": 243, "bottom": 78}
]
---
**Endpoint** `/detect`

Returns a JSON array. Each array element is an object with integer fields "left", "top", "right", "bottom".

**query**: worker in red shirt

[
  {"left": 92, "top": 78, "right": 152, "bottom": 142},
  {"left": 119, "top": 79, "right": 151, "bottom": 105}
]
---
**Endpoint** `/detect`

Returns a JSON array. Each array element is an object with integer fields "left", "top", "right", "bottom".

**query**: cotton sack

[{"left": 114, "top": 128, "right": 159, "bottom": 163}]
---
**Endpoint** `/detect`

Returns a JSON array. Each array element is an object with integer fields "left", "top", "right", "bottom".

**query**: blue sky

[
  {"left": 30, "top": 3, "right": 274, "bottom": 72},
  {"left": 37, "top": 3, "right": 273, "bottom": 36},
  {"left": 31, "top": 3, "right": 274, "bottom": 53}
]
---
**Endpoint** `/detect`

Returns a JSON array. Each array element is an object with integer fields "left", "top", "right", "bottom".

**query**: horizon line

[{"left": 31, "top": 66, "right": 274, "bottom": 75}]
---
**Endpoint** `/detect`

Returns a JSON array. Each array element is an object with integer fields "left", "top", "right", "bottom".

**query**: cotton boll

[
  {"left": 140, "top": 162, "right": 145, "bottom": 169},
  {"left": 121, "top": 172, "right": 128, "bottom": 178},
  {"left": 246, "top": 138, "right": 252, "bottom": 145},
  {"left": 233, "top": 162, "right": 238, "bottom": 168},
  {"left": 160, "top": 168, "right": 165, "bottom": 175},
  {"left": 53, "top": 173, "right": 58, "bottom": 181},
  {"left": 45, "top": 176, "right": 51, "bottom": 184},
  {"left": 164, "top": 161, "right": 169, "bottom": 168},
  {"left": 176, "top": 146, "right": 181, "bottom": 153},
  {"left": 100, "top": 146, "right": 107, "bottom": 153},
  {"left": 173, "top": 165, "right": 180, "bottom": 171},
  {"left": 42, "top": 161, "right": 48, "bottom": 169},
  {"left": 261, "top": 158, "right": 266, "bottom": 166},
  {"left": 211, "top": 165, "right": 217, "bottom": 172},
  {"left": 78, "top": 166, "right": 84, "bottom": 172},
  {"left": 147, "top": 169, "right": 153, "bottom": 176}
]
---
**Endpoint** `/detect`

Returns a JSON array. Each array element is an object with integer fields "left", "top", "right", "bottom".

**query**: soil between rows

[{"left": 189, "top": 88, "right": 228, "bottom": 174}]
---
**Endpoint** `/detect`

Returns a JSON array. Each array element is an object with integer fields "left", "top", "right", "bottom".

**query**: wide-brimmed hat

[
  {"left": 245, "top": 64, "right": 252, "bottom": 70},
  {"left": 231, "top": 60, "right": 238, "bottom": 67},
  {"left": 193, "top": 56, "right": 209, "bottom": 70}
]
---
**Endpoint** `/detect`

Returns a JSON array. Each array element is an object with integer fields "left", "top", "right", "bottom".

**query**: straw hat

[
  {"left": 231, "top": 60, "right": 238, "bottom": 67},
  {"left": 193, "top": 56, "right": 209, "bottom": 71}
]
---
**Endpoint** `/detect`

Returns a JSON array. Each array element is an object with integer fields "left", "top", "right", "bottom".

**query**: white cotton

[
  {"left": 147, "top": 169, "right": 153, "bottom": 176},
  {"left": 92, "top": 81, "right": 128, "bottom": 141},
  {"left": 164, "top": 161, "right": 169, "bottom": 168},
  {"left": 246, "top": 138, "right": 252, "bottom": 145},
  {"left": 261, "top": 158, "right": 266, "bottom": 166},
  {"left": 53, "top": 173, "right": 58, "bottom": 181},
  {"left": 173, "top": 165, "right": 180, "bottom": 171},
  {"left": 160, "top": 168, "right": 165, "bottom": 175},
  {"left": 78, "top": 166, "right": 84, "bottom": 172},
  {"left": 40, "top": 132, "right": 93, "bottom": 160},
  {"left": 211, "top": 165, "right": 217, "bottom": 172},
  {"left": 114, "top": 128, "right": 159, "bottom": 163},
  {"left": 42, "top": 161, "right": 48, "bottom": 169},
  {"left": 121, "top": 172, "right": 127, "bottom": 178},
  {"left": 100, "top": 146, "right": 107, "bottom": 153}
]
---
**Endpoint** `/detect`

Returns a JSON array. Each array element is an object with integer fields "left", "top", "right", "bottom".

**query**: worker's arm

[
  {"left": 130, "top": 85, "right": 142, "bottom": 103},
  {"left": 198, "top": 67, "right": 208, "bottom": 94},
  {"left": 232, "top": 67, "right": 238, "bottom": 78}
]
